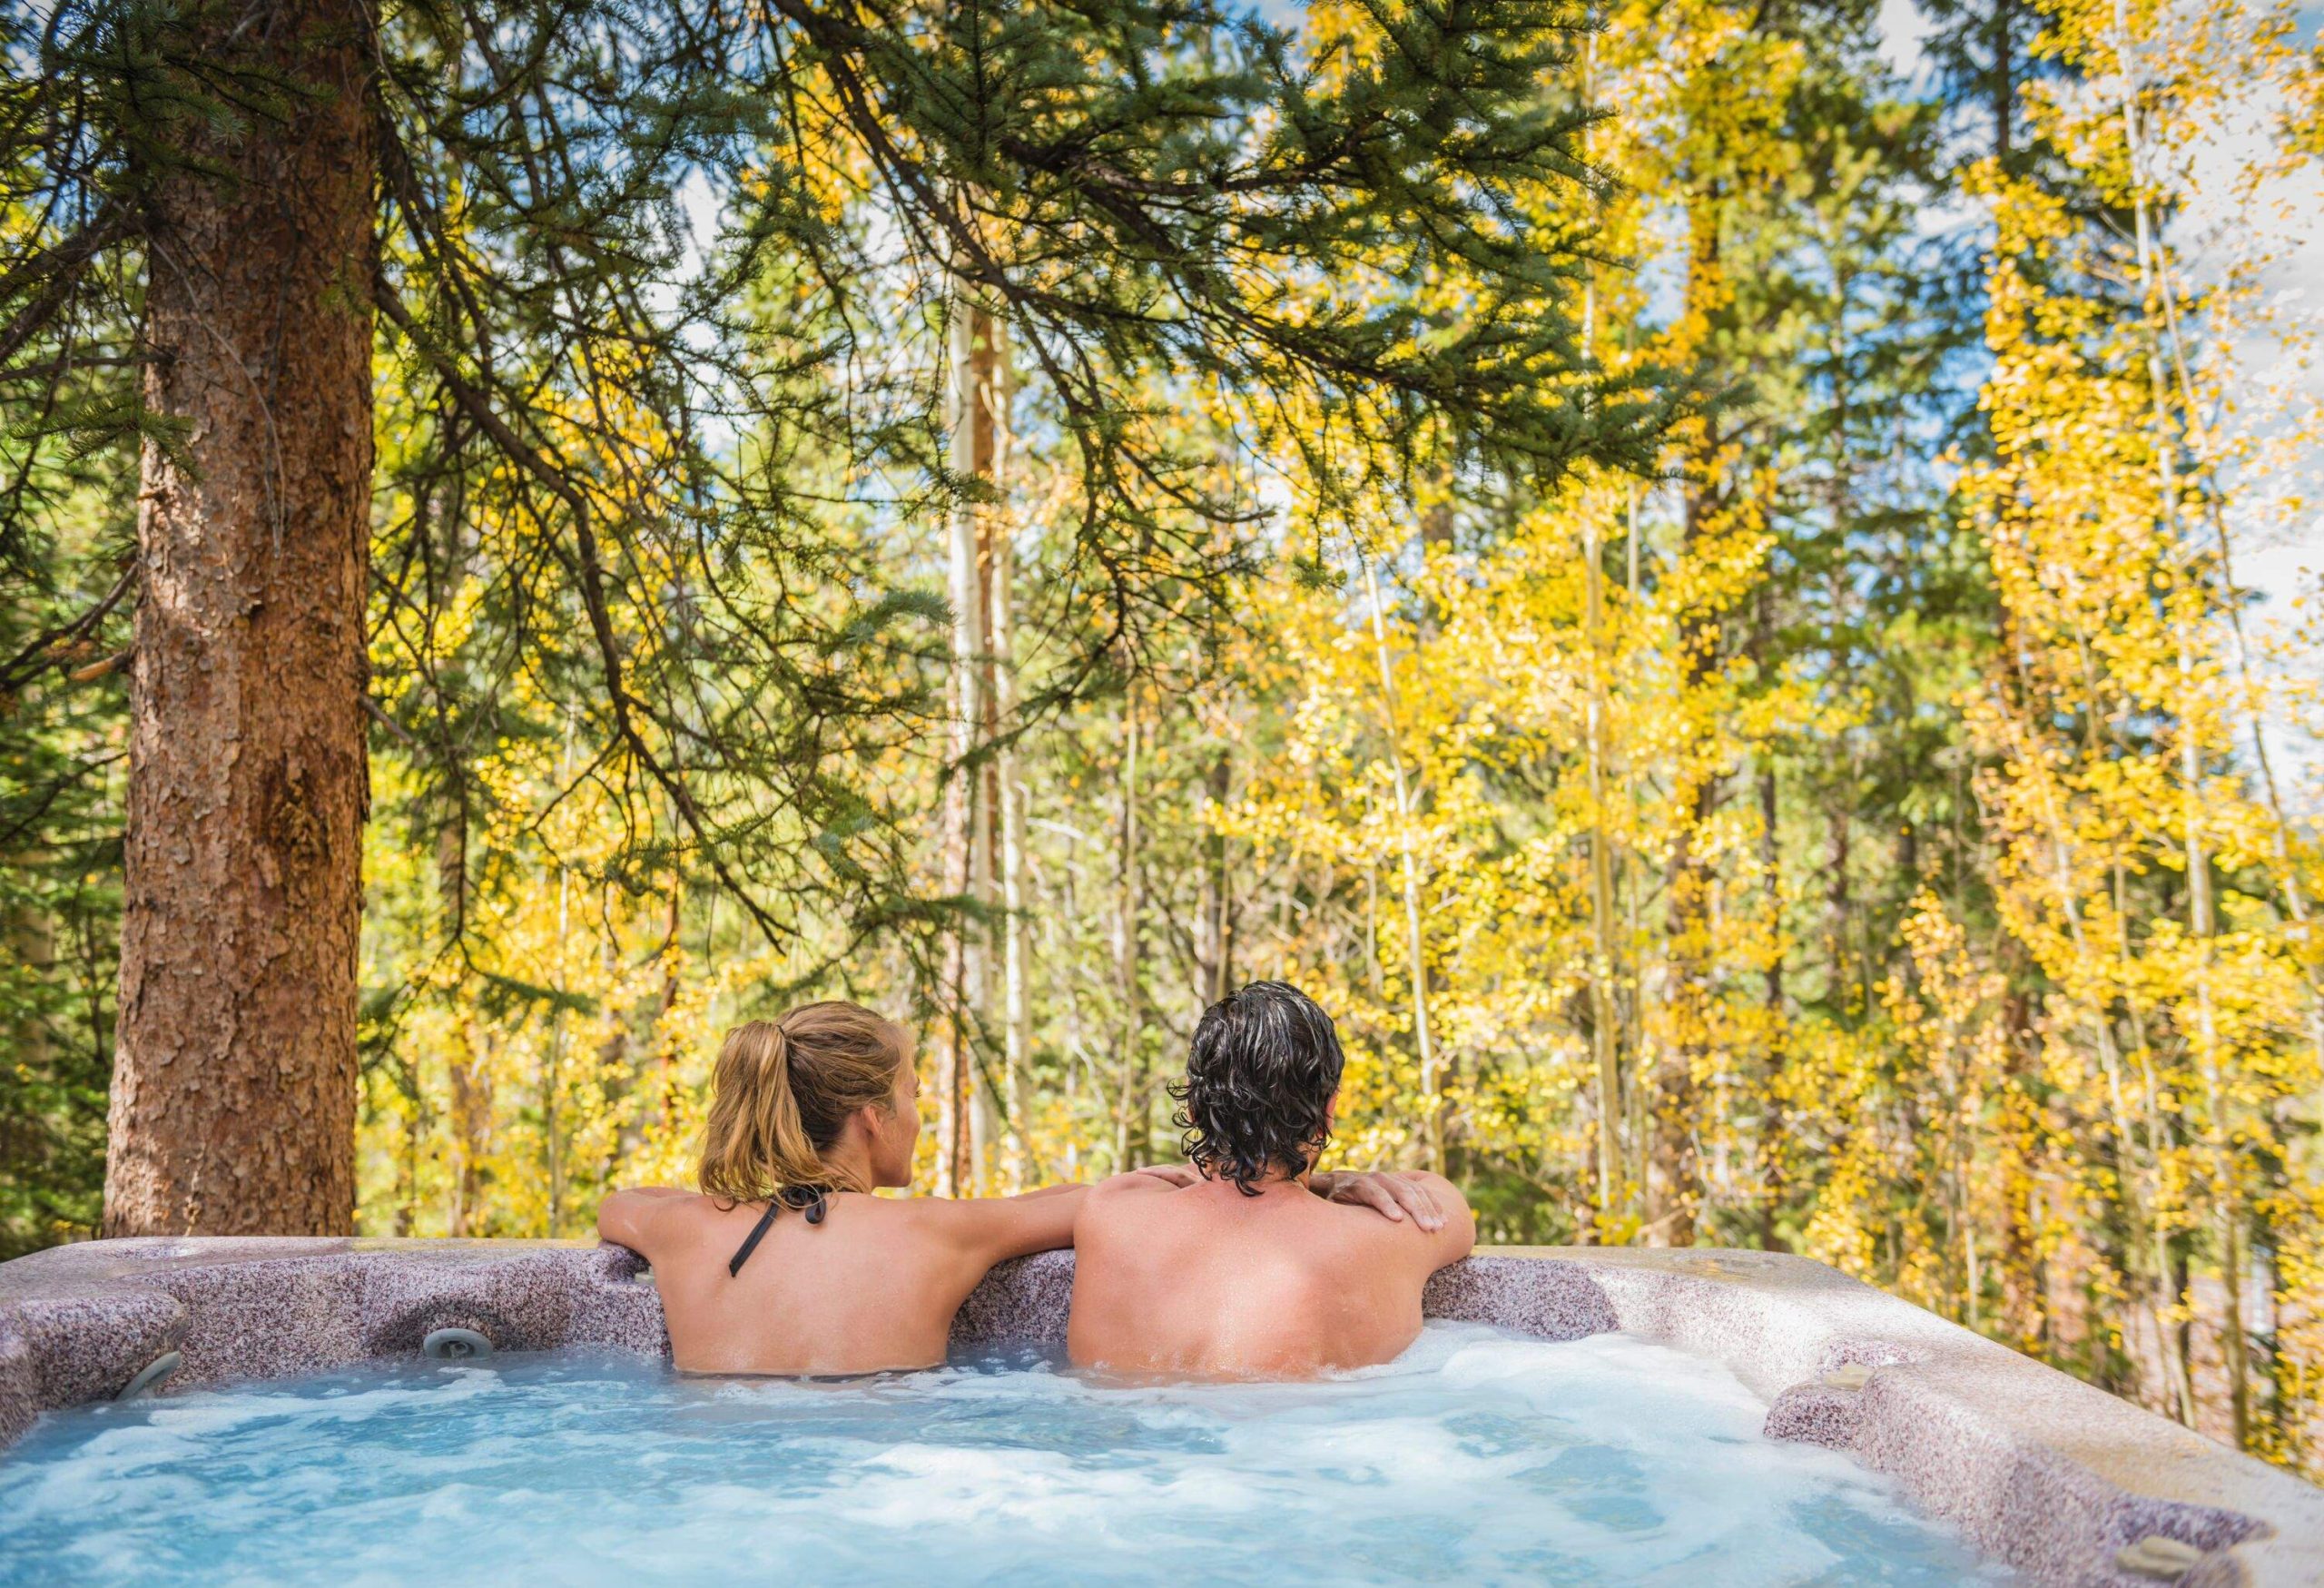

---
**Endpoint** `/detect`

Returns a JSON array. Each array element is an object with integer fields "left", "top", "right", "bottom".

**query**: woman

[{"left": 597, "top": 1001, "right": 1443, "bottom": 1375}]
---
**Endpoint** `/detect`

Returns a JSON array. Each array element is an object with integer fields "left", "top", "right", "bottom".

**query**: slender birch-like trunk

[
  {"left": 1363, "top": 560, "right": 1442, "bottom": 1175},
  {"left": 1112, "top": 687, "right": 1145, "bottom": 1168},
  {"left": 986, "top": 323, "right": 1033, "bottom": 1191},
  {"left": 936, "top": 297, "right": 996, "bottom": 1197},
  {"left": 1196, "top": 750, "right": 1232, "bottom": 1007},
  {"left": 439, "top": 813, "right": 489, "bottom": 1237},
  {"left": 1585, "top": 498, "right": 1621, "bottom": 1228}
]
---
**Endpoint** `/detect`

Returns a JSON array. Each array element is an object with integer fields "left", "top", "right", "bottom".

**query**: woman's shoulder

[
  {"left": 814, "top": 1189, "right": 965, "bottom": 1237},
  {"left": 820, "top": 1190, "right": 1012, "bottom": 1272},
  {"left": 846, "top": 1189, "right": 980, "bottom": 1225},
  {"left": 596, "top": 1185, "right": 720, "bottom": 1251}
]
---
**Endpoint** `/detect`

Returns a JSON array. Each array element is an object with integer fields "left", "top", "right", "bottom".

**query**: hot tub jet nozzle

[{"left": 422, "top": 1327, "right": 495, "bottom": 1360}]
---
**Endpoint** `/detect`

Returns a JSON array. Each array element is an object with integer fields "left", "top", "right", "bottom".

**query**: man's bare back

[
  {"left": 1068, "top": 1169, "right": 1475, "bottom": 1377},
  {"left": 1068, "top": 981, "right": 1476, "bottom": 1377}
]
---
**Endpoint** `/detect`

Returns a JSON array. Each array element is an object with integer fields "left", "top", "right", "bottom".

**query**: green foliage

[
  {"left": 0, "top": 502, "right": 129, "bottom": 1258},
  {"left": 4, "top": 0, "right": 2323, "bottom": 1476}
]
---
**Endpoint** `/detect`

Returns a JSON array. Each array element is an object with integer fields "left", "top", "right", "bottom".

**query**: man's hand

[
  {"left": 1128, "top": 1162, "right": 1449, "bottom": 1232},
  {"left": 1312, "top": 1170, "right": 1448, "bottom": 1231}
]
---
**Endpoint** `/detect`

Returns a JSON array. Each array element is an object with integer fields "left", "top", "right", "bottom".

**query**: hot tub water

[{"left": 0, "top": 1322, "right": 2010, "bottom": 1585}]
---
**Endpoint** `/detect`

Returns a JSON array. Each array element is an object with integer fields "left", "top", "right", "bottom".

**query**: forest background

[{"left": 7, "top": 0, "right": 2324, "bottom": 1475}]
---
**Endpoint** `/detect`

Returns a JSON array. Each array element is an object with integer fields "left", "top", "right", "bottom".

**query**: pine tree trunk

[{"left": 104, "top": 0, "right": 377, "bottom": 1238}]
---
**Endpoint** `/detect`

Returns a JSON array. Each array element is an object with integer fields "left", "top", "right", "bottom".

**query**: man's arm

[{"left": 1309, "top": 1169, "right": 1453, "bottom": 1231}]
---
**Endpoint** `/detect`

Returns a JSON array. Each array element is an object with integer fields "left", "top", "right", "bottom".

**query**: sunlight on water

[{"left": 0, "top": 1323, "right": 2012, "bottom": 1586}]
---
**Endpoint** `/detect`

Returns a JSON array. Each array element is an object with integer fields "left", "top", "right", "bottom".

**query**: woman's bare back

[{"left": 599, "top": 1185, "right": 1082, "bottom": 1375}]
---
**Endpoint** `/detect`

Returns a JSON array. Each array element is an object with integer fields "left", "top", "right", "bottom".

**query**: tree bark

[{"left": 104, "top": 0, "right": 377, "bottom": 1238}]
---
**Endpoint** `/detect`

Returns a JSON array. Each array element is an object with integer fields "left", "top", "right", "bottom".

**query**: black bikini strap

[
  {"left": 726, "top": 1184, "right": 833, "bottom": 1277},
  {"left": 780, "top": 1183, "right": 832, "bottom": 1225},
  {"left": 726, "top": 1199, "right": 783, "bottom": 1277}
]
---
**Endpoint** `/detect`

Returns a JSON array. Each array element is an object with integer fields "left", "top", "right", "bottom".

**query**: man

[{"left": 1068, "top": 981, "right": 1476, "bottom": 1376}]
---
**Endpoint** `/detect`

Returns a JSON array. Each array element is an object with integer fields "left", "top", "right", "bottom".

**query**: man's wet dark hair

[{"left": 1171, "top": 981, "right": 1344, "bottom": 1195}]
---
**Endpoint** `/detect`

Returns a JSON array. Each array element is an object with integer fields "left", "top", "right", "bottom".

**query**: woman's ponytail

[{"left": 698, "top": 1004, "right": 906, "bottom": 1203}]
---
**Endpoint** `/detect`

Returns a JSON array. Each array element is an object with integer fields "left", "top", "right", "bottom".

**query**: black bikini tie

[{"left": 726, "top": 1184, "right": 834, "bottom": 1277}]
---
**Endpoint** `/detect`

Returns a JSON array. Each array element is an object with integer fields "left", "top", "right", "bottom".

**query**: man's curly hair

[{"left": 1170, "top": 981, "right": 1344, "bottom": 1194}]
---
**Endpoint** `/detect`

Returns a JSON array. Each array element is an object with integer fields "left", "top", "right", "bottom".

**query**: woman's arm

[
  {"left": 927, "top": 1181, "right": 1097, "bottom": 1267},
  {"left": 596, "top": 1186, "right": 692, "bottom": 1254},
  {"left": 1131, "top": 1162, "right": 1448, "bottom": 1228}
]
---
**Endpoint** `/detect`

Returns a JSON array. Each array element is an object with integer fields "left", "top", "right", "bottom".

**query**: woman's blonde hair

[{"left": 698, "top": 1001, "right": 909, "bottom": 1201}]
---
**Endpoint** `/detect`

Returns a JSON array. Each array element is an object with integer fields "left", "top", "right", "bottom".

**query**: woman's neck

[{"left": 814, "top": 1135, "right": 875, "bottom": 1193}]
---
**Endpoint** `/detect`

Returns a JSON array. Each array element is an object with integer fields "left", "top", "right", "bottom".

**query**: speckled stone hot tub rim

[{"left": 1, "top": 1240, "right": 2315, "bottom": 1588}]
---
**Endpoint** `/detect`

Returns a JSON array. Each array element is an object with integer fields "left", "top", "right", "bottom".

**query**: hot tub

[{"left": 1, "top": 1239, "right": 2315, "bottom": 1585}]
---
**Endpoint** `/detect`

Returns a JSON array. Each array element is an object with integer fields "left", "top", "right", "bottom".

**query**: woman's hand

[{"left": 1311, "top": 1169, "right": 1449, "bottom": 1231}]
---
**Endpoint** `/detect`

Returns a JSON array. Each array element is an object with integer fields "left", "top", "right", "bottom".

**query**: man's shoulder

[
  {"left": 1083, "top": 1170, "right": 1187, "bottom": 1205},
  {"left": 1074, "top": 1172, "right": 1196, "bottom": 1246},
  {"left": 1080, "top": 1171, "right": 1175, "bottom": 1219},
  {"left": 1325, "top": 1172, "right": 1477, "bottom": 1269}
]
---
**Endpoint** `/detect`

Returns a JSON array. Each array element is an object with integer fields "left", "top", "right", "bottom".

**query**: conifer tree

[{"left": 1, "top": 0, "right": 1660, "bottom": 1231}]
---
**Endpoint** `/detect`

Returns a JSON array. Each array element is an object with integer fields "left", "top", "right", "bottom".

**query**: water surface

[{"left": 0, "top": 1322, "right": 2012, "bottom": 1586}]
